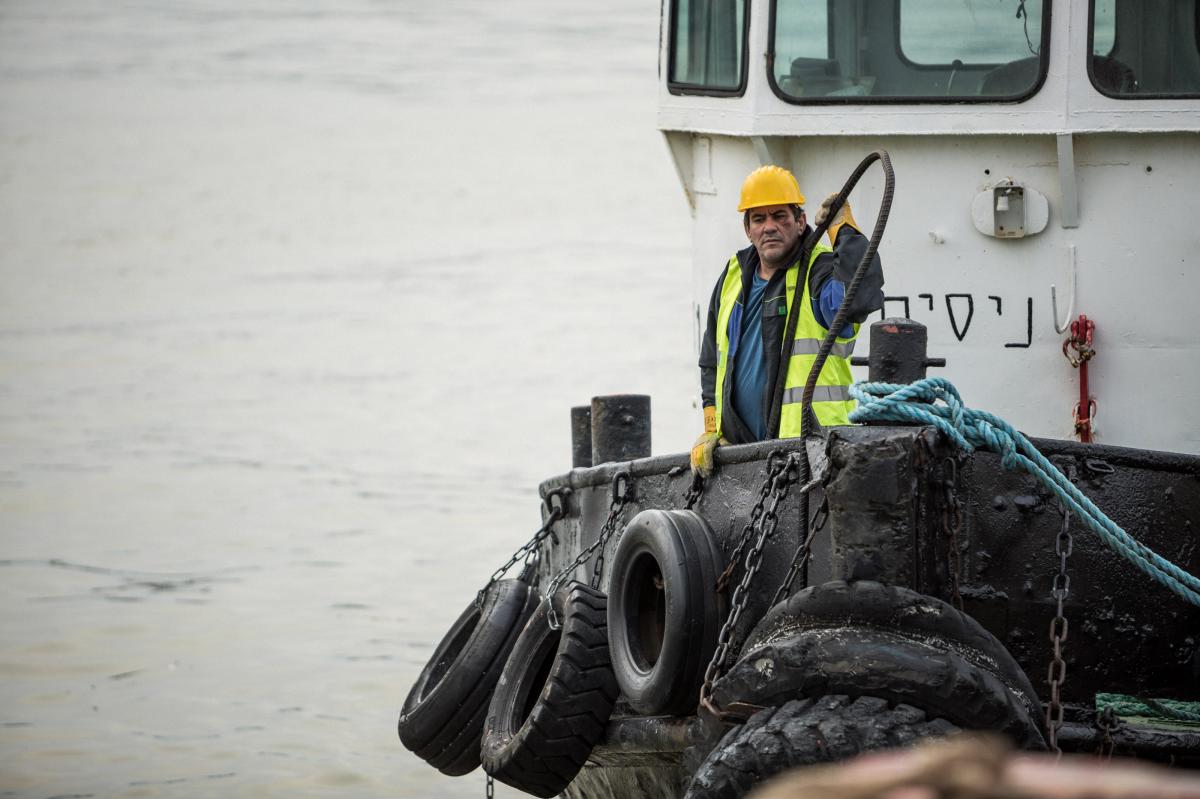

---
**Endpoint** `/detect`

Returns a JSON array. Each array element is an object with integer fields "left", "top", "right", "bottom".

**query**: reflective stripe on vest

[
  {"left": 778, "top": 239, "right": 858, "bottom": 435},
  {"left": 789, "top": 338, "right": 856, "bottom": 358},
  {"left": 780, "top": 385, "right": 852, "bottom": 404}
]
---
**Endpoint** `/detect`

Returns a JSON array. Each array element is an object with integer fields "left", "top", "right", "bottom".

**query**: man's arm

[
  {"left": 692, "top": 272, "right": 729, "bottom": 477},
  {"left": 808, "top": 226, "right": 884, "bottom": 332},
  {"left": 698, "top": 274, "right": 723, "bottom": 408}
]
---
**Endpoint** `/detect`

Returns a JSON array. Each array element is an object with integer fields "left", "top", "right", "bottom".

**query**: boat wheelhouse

[{"left": 661, "top": 0, "right": 1200, "bottom": 454}]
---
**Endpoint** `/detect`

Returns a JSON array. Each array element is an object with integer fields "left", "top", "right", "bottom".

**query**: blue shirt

[
  {"left": 816, "top": 279, "right": 855, "bottom": 338},
  {"left": 730, "top": 272, "right": 769, "bottom": 440}
]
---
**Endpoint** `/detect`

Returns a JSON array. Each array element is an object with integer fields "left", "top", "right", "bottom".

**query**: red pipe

[{"left": 1077, "top": 350, "right": 1092, "bottom": 443}]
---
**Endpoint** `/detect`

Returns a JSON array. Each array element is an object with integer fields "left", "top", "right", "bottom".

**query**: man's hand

[
  {"left": 816, "top": 193, "right": 859, "bottom": 244},
  {"left": 690, "top": 406, "right": 726, "bottom": 478}
]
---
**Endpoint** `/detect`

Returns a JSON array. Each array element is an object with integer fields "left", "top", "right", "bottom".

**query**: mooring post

[
  {"left": 851, "top": 317, "right": 946, "bottom": 385},
  {"left": 571, "top": 405, "right": 593, "bottom": 468},
  {"left": 590, "top": 395, "right": 651, "bottom": 465}
]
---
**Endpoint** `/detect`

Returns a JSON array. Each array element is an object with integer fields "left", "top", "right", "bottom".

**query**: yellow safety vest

[{"left": 714, "top": 243, "right": 858, "bottom": 438}]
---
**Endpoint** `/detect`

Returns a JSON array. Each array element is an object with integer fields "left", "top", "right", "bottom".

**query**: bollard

[
  {"left": 591, "top": 395, "right": 651, "bottom": 465},
  {"left": 571, "top": 406, "right": 593, "bottom": 468},
  {"left": 850, "top": 318, "right": 946, "bottom": 384}
]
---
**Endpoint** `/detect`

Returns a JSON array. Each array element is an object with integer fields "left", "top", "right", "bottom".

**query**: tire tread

[
  {"left": 481, "top": 584, "right": 619, "bottom": 798},
  {"left": 687, "top": 695, "right": 959, "bottom": 799}
]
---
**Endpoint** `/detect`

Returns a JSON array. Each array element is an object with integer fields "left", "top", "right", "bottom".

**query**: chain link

[
  {"left": 942, "top": 456, "right": 965, "bottom": 611},
  {"left": 1045, "top": 501, "right": 1073, "bottom": 756},
  {"left": 544, "top": 469, "right": 633, "bottom": 628},
  {"left": 485, "top": 773, "right": 494, "bottom": 798},
  {"left": 700, "top": 452, "right": 805, "bottom": 715},
  {"left": 715, "top": 451, "right": 790, "bottom": 593}
]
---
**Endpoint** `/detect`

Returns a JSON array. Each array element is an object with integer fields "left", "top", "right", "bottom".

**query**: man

[{"left": 690, "top": 165, "right": 884, "bottom": 477}]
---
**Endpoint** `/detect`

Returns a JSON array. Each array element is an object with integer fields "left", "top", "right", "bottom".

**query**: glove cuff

[
  {"left": 703, "top": 405, "right": 718, "bottom": 434},
  {"left": 826, "top": 206, "right": 859, "bottom": 247}
]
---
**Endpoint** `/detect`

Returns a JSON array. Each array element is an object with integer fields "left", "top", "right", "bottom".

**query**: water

[{"left": 0, "top": 2, "right": 693, "bottom": 796}]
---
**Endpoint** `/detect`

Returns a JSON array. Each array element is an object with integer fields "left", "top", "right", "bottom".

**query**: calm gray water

[{"left": 0, "top": 2, "right": 693, "bottom": 796}]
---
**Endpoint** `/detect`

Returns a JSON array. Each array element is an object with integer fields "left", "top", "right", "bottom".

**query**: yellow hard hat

[{"left": 737, "top": 165, "right": 806, "bottom": 212}]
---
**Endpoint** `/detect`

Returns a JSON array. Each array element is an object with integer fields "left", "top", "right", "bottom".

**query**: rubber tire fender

[
  {"left": 744, "top": 580, "right": 1041, "bottom": 711},
  {"left": 713, "top": 625, "right": 1044, "bottom": 749},
  {"left": 481, "top": 583, "right": 619, "bottom": 798},
  {"left": 685, "top": 694, "right": 961, "bottom": 799},
  {"left": 398, "top": 578, "right": 536, "bottom": 776},
  {"left": 607, "top": 509, "right": 727, "bottom": 715}
]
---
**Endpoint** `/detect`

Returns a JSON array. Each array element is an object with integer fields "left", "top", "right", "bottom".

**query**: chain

[
  {"left": 1095, "top": 706, "right": 1118, "bottom": 761},
  {"left": 942, "top": 456, "right": 965, "bottom": 611},
  {"left": 683, "top": 472, "right": 706, "bottom": 510},
  {"left": 485, "top": 774, "right": 494, "bottom": 798},
  {"left": 589, "top": 472, "right": 634, "bottom": 590},
  {"left": 700, "top": 452, "right": 805, "bottom": 716},
  {"left": 475, "top": 487, "right": 570, "bottom": 608},
  {"left": 1045, "top": 501, "right": 1073, "bottom": 756},
  {"left": 544, "top": 469, "right": 633, "bottom": 628},
  {"left": 768, "top": 477, "right": 824, "bottom": 607},
  {"left": 715, "top": 451, "right": 790, "bottom": 593}
]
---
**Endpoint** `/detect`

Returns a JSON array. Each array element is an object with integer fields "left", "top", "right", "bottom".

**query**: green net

[{"left": 1096, "top": 693, "right": 1200, "bottom": 728}]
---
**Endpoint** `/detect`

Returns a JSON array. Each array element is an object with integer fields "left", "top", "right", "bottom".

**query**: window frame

[
  {"left": 1086, "top": 0, "right": 1200, "bottom": 100},
  {"left": 766, "top": 0, "right": 1053, "bottom": 105},
  {"left": 666, "top": 0, "right": 752, "bottom": 97}
]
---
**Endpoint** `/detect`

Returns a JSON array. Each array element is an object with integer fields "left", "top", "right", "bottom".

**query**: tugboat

[{"left": 399, "top": 1, "right": 1200, "bottom": 796}]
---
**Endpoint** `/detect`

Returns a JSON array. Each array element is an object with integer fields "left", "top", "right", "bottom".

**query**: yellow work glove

[
  {"left": 815, "top": 193, "right": 859, "bottom": 245},
  {"left": 690, "top": 406, "right": 726, "bottom": 478}
]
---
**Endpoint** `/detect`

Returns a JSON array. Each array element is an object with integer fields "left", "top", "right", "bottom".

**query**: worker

[{"left": 690, "top": 165, "right": 884, "bottom": 477}]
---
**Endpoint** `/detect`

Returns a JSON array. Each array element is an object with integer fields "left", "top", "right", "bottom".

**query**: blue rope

[{"left": 848, "top": 378, "right": 1200, "bottom": 608}]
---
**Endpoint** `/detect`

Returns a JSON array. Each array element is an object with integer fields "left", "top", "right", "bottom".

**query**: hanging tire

[
  {"left": 607, "top": 509, "right": 727, "bottom": 715},
  {"left": 481, "top": 583, "right": 619, "bottom": 798},
  {"left": 398, "top": 578, "right": 536, "bottom": 776},
  {"left": 685, "top": 695, "right": 961, "bottom": 799}
]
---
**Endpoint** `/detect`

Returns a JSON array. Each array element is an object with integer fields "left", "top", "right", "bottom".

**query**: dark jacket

[{"left": 698, "top": 226, "right": 884, "bottom": 444}]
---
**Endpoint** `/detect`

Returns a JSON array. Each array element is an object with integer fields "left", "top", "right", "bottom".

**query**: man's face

[{"left": 745, "top": 204, "right": 804, "bottom": 265}]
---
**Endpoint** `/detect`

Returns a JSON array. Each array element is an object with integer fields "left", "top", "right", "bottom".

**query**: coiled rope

[{"left": 848, "top": 377, "right": 1200, "bottom": 608}]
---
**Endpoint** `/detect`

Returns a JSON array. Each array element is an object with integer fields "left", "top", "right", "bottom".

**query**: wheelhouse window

[
  {"left": 770, "top": 0, "right": 1050, "bottom": 102},
  {"left": 1089, "top": 0, "right": 1200, "bottom": 98},
  {"left": 668, "top": 0, "right": 748, "bottom": 95}
]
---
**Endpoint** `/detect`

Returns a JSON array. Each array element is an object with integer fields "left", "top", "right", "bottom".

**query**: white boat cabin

[{"left": 659, "top": 0, "right": 1200, "bottom": 454}]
